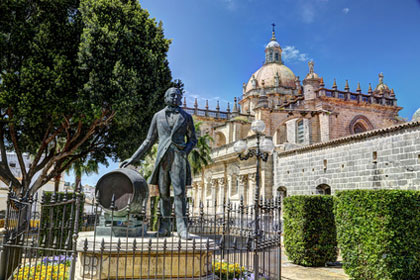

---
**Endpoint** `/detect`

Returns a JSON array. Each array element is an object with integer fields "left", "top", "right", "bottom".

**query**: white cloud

[
  {"left": 342, "top": 7, "right": 350, "bottom": 14},
  {"left": 300, "top": 2, "right": 316, "bottom": 23},
  {"left": 223, "top": 0, "right": 236, "bottom": 11},
  {"left": 282, "top": 46, "right": 310, "bottom": 62},
  {"left": 298, "top": 0, "right": 329, "bottom": 23}
]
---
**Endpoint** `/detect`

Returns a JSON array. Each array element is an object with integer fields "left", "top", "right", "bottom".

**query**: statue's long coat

[{"left": 131, "top": 107, "right": 197, "bottom": 188}]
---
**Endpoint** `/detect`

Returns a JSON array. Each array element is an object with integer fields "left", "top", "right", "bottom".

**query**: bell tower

[{"left": 265, "top": 23, "right": 282, "bottom": 64}]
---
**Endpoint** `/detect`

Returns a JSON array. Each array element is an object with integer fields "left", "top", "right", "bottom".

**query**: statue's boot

[
  {"left": 154, "top": 227, "right": 171, "bottom": 237},
  {"left": 177, "top": 229, "right": 192, "bottom": 240},
  {"left": 176, "top": 217, "right": 191, "bottom": 239}
]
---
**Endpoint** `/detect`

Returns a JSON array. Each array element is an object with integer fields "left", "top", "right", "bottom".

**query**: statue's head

[{"left": 164, "top": 87, "right": 182, "bottom": 107}]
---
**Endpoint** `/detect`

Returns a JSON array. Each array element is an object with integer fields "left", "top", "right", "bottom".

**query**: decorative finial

[
  {"left": 390, "top": 88, "right": 395, "bottom": 96},
  {"left": 378, "top": 72, "right": 384, "bottom": 84},
  {"left": 183, "top": 97, "right": 187, "bottom": 107},
  {"left": 320, "top": 77, "right": 325, "bottom": 87},
  {"left": 368, "top": 83, "right": 373, "bottom": 94},
  {"left": 332, "top": 78, "right": 337, "bottom": 89},
  {"left": 308, "top": 60, "right": 314, "bottom": 74},
  {"left": 356, "top": 82, "right": 361, "bottom": 93},
  {"left": 216, "top": 100, "right": 220, "bottom": 111},
  {"left": 344, "top": 80, "right": 349, "bottom": 91},
  {"left": 233, "top": 97, "right": 238, "bottom": 113},
  {"left": 194, "top": 98, "right": 198, "bottom": 108},
  {"left": 227, "top": 102, "right": 230, "bottom": 112},
  {"left": 205, "top": 100, "right": 209, "bottom": 110},
  {"left": 271, "top": 23, "right": 276, "bottom": 41}
]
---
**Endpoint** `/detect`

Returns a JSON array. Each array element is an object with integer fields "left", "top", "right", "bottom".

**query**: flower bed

[
  {"left": 213, "top": 260, "right": 245, "bottom": 280},
  {"left": 212, "top": 260, "right": 268, "bottom": 280},
  {"left": 13, "top": 256, "right": 71, "bottom": 280}
]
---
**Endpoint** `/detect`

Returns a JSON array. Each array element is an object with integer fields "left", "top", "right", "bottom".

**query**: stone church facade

[{"left": 183, "top": 29, "right": 417, "bottom": 211}]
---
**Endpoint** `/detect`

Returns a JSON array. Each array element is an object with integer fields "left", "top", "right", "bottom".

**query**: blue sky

[{"left": 69, "top": 0, "right": 420, "bottom": 186}]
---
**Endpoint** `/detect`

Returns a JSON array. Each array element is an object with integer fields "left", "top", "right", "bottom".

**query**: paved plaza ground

[{"left": 280, "top": 246, "right": 349, "bottom": 280}]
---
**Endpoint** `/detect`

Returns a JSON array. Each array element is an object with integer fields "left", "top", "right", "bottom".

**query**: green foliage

[
  {"left": 40, "top": 191, "right": 84, "bottom": 250},
  {"left": 0, "top": 0, "right": 173, "bottom": 193},
  {"left": 138, "top": 144, "right": 158, "bottom": 180},
  {"left": 149, "top": 196, "right": 160, "bottom": 231},
  {"left": 66, "top": 157, "right": 99, "bottom": 189},
  {"left": 283, "top": 195, "right": 338, "bottom": 267},
  {"left": 334, "top": 190, "right": 420, "bottom": 280},
  {"left": 188, "top": 121, "right": 213, "bottom": 175}
]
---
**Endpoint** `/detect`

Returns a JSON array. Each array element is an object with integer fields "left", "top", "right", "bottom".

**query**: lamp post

[{"left": 233, "top": 120, "right": 274, "bottom": 278}]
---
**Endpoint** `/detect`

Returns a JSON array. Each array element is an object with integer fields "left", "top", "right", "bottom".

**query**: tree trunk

[
  {"left": 75, "top": 175, "right": 81, "bottom": 191},
  {"left": 54, "top": 174, "right": 61, "bottom": 192}
]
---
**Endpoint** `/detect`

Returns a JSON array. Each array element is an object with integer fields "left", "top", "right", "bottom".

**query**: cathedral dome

[
  {"left": 266, "top": 40, "right": 281, "bottom": 49},
  {"left": 412, "top": 108, "right": 420, "bottom": 122},
  {"left": 245, "top": 63, "right": 296, "bottom": 93}
]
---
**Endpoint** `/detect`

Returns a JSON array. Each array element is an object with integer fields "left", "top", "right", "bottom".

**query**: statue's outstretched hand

[{"left": 120, "top": 158, "right": 134, "bottom": 168}]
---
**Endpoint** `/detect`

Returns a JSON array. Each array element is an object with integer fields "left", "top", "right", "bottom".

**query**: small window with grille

[{"left": 297, "top": 120, "right": 304, "bottom": 144}]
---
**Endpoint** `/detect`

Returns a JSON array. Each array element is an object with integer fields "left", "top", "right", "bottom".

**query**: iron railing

[{"left": 0, "top": 185, "right": 282, "bottom": 280}]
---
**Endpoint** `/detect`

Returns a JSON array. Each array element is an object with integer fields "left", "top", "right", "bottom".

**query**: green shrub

[
  {"left": 40, "top": 191, "right": 84, "bottom": 250},
  {"left": 334, "top": 190, "right": 420, "bottom": 280},
  {"left": 283, "top": 195, "right": 338, "bottom": 266}
]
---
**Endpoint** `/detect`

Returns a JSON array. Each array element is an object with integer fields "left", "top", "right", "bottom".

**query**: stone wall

[{"left": 274, "top": 121, "right": 420, "bottom": 195}]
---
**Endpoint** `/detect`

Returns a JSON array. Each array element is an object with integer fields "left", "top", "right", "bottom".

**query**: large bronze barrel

[{"left": 95, "top": 168, "right": 149, "bottom": 217}]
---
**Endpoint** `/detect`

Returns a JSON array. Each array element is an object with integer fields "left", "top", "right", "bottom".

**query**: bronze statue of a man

[{"left": 120, "top": 88, "right": 197, "bottom": 239}]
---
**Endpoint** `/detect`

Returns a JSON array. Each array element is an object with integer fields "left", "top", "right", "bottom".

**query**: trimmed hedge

[
  {"left": 334, "top": 190, "right": 420, "bottom": 280},
  {"left": 283, "top": 195, "right": 338, "bottom": 266}
]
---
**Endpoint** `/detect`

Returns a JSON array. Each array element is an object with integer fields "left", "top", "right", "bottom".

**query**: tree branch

[
  {"left": 7, "top": 108, "right": 28, "bottom": 186},
  {"left": 28, "top": 122, "right": 53, "bottom": 179},
  {"left": 28, "top": 111, "right": 115, "bottom": 194}
]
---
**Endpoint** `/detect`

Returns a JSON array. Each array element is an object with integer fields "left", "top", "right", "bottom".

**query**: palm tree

[
  {"left": 138, "top": 144, "right": 158, "bottom": 181},
  {"left": 66, "top": 158, "right": 99, "bottom": 191},
  {"left": 188, "top": 121, "right": 213, "bottom": 206},
  {"left": 188, "top": 121, "right": 213, "bottom": 176}
]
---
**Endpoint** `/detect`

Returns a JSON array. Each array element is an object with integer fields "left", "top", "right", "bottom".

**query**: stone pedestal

[{"left": 75, "top": 232, "right": 216, "bottom": 279}]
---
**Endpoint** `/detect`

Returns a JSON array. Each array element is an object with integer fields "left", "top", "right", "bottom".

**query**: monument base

[{"left": 75, "top": 231, "right": 216, "bottom": 280}]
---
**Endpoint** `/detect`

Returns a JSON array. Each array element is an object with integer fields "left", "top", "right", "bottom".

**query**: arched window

[
  {"left": 275, "top": 52, "right": 279, "bottom": 61},
  {"left": 349, "top": 115, "right": 373, "bottom": 135},
  {"left": 316, "top": 184, "right": 331, "bottom": 195},
  {"left": 215, "top": 132, "right": 226, "bottom": 147},
  {"left": 353, "top": 122, "right": 367, "bottom": 134},
  {"left": 277, "top": 186, "right": 287, "bottom": 199}
]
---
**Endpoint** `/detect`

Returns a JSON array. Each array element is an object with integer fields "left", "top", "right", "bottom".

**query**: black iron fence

[{"left": 0, "top": 186, "right": 282, "bottom": 280}]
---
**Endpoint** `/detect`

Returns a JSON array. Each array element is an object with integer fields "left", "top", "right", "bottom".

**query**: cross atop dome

[
  {"left": 265, "top": 24, "right": 282, "bottom": 64},
  {"left": 271, "top": 23, "right": 277, "bottom": 41}
]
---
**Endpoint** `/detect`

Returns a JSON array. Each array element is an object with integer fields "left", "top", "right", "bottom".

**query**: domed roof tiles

[
  {"left": 265, "top": 40, "right": 281, "bottom": 49},
  {"left": 412, "top": 108, "right": 420, "bottom": 122},
  {"left": 245, "top": 63, "right": 296, "bottom": 93}
]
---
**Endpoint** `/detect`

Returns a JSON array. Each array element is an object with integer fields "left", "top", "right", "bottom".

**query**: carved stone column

[
  {"left": 210, "top": 179, "right": 218, "bottom": 214},
  {"left": 217, "top": 178, "right": 225, "bottom": 212},
  {"left": 238, "top": 174, "right": 248, "bottom": 200},
  {"left": 248, "top": 173, "right": 256, "bottom": 206}
]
